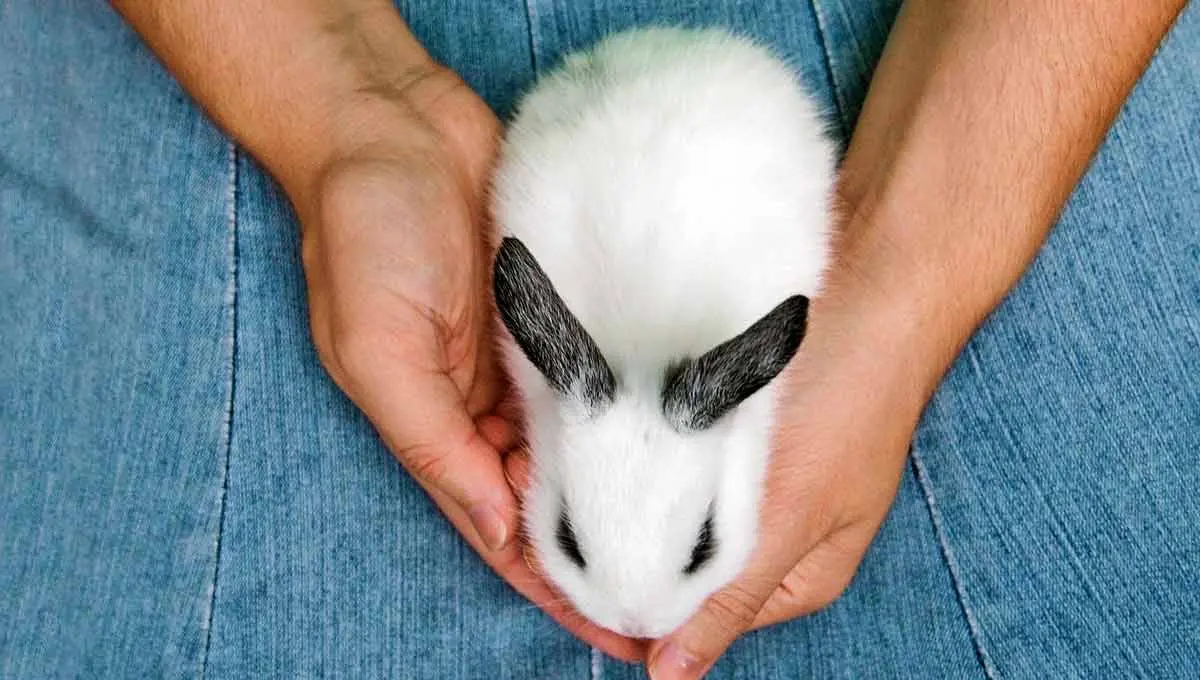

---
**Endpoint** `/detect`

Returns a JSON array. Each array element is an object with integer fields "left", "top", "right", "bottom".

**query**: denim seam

[
  {"left": 806, "top": 0, "right": 851, "bottom": 141},
  {"left": 200, "top": 141, "right": 239, "bottom": 680},
  {"left": 521, "top": 0, "right": 542, "bottom": 75},
  {"left": 911, "top": 435, "right": 997, "bottom": 678},
  {"left": 590, "top": 647, "right": 602, "bottom": 680}
]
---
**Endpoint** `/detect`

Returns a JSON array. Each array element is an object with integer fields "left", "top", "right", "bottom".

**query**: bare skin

[{"left": 112, "top": 0, "right": 1187, "bottom": 676}]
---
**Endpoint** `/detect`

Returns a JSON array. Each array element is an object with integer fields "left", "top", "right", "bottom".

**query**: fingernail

[
  {"left": 469, "top": 503, "right": 509, "bottom": 551},
  {"left": 651, "top": 643, "right": 703, "bottom": 680}
]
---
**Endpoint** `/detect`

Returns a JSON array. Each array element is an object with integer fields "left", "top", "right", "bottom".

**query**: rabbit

[{"left": 489, "top": 26, "right": 836, "bottom": 639}]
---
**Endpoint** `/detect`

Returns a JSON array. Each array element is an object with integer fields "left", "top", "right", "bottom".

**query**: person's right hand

[{"left": 291, "top": 64, "right": 646, "bottom": 662}]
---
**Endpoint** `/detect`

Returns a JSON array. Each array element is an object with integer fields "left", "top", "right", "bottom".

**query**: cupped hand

[
  {"left": 644, "top": 253, "right": 943, "bottom": 679},
  {"left": 291, "top": 65, "right": 645, "bottom": 662}
]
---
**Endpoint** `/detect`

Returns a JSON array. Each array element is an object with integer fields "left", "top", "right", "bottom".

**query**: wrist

[
  {"left": 806, "top": 201, "right": 973, "bottom": 421},
  {"left": 238, "top": 3, "right": 449, "bottom": 204}
]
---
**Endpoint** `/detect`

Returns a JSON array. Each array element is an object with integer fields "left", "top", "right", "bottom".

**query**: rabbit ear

[
  {"left": 662, "top": 295, "right": 809, "bottom": 432},
  {"left": 493, "top": 237, "right": 616, "bottom": 411}
]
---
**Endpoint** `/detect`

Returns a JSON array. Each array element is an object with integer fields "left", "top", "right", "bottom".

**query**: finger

[
  {"left": 421, "top": 480, "right": 647, "bottom": 663},
  {"left": 463, "top": 305, "right": 502, "bottom": 417},
  {"left": 355, "top": 359, "right": 518, "bottom": 552},
  {"left": 476, "top": 414, "right": 519, "bottom": 453},
  {"left": 646, "top": 484, "right": 830, "bottom": 679},
  {"left": 647, "top": 564, "right": 783, "bottom": 680},
  {"left": 647, "top": 511, "right": 873, "bottom": 678},
  {"left": 490, "top": 368, "right": 526, "bottom": 431},
  {"left": 503, "top": 448, "right": 532, "bottom": 502},
  {"left": 750, "top": 523, "right": 875, "bottom": 630}
]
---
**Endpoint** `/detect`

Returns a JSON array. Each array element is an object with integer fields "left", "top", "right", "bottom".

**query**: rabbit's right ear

[
  {"left": 662, "top": 295, "right": 809, "bottom": 432},
  {"left": 493, "top": 237, "right": 616, "bottom": 411}
]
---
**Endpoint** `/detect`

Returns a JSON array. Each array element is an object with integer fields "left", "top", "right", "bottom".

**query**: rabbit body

[{"left": 491, "top": 26, "right": 836, "bottom": 638}]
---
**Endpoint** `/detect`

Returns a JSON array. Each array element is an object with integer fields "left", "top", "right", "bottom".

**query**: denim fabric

[{"left": 1, "top": 1, "right": 1197, "bottom": 678}]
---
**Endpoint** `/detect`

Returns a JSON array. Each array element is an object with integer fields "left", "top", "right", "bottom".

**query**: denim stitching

[
  {"left": 807, "top": 0, "right": 851, "bottom": 141},
  {"left": 910, "top": 445, "right": 998, "bottom": 679},
  {"left": 200, "top": 141, "right": 238, "bottom": 679},
  {"left": 590, "top": 647, "right": 602, "bottom": 680},
  {"left": 521, "top": 0, "right": 542, "bottom": 75}
]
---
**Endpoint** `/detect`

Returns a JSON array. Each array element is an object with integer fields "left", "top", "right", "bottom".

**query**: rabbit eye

[
  {"left": 556, "top": 509, "right": 586, "bottom": 569},
  {"left": 684, "top": 512, "right": 716, "bottom": 575}
]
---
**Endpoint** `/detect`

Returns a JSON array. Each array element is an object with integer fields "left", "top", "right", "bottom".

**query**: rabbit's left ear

[
  {"left": 662, "top": 295, "right": 809, "bottom": 432},
  {"left": 493, "top": 237, "right": 617, "bottom": 412}
]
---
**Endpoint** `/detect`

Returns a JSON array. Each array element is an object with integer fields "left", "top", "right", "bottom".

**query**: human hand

[
  {"left": 293, "top": 65, "right": 645, "bottom": 662},
  {"left": 641, "top": 259, "right": 936, "bottom": 678}
]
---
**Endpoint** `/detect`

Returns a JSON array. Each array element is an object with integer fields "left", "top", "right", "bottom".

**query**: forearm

[
  {"left": 111, "top": 0, "right": 437, "bottom": 198},
  {"left": 829, "top": 1, "right": 1185, "bottom": 400}
]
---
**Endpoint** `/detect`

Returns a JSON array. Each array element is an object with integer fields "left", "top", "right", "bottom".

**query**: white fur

[{"left": 492, "top": 26, "right": 836, "bottom": 638}]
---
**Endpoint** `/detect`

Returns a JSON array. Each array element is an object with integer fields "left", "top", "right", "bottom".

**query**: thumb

[
  {"left": 648, "top": 576, "right": 778, "bottom": 680},
  {"left": 355, "top": 360, "right": 518, "bottom": 552}
]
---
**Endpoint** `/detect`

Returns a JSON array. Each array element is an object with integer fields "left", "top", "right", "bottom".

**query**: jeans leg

[{"left": 0, "top": 3, "right": 235, "bottom": 678}]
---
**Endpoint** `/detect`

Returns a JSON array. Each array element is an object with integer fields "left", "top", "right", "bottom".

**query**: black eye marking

[
  {"left": 556, "top": 508, "right": 586, "bottom": 569},
  {"left": 684, "top": 511, "right": 716, "bottom": 575}
]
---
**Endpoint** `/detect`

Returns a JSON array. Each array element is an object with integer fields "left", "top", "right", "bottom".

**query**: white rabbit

[{"left": 490, "top": 26, "right": 836, "bottom": 639}]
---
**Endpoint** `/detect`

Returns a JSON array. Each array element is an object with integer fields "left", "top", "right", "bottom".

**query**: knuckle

[
  {"left": 300, "top": 231, "right": 324, "bottom": 277},
  {"left": 308, "top": 321, "right": 350, "bottom": 394},
  {"left": 785, "top": 567, "right": 850, "bottom": 615},
  {"left": 309, "top": 319, "right": 337, "bottom": 365},
  {"left": 705, "top": 584, "right": 764, "bottom": 634},
  {"left": 813, "top": 564, "right": 857, "bottom": 611},
  {"left": 403, "top": 443, "right": 453, "bottom": 488}
]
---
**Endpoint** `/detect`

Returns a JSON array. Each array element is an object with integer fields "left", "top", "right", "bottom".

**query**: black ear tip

[
  {"left": 782, "top": 294, "right": 810, "bottom": 317},
  {"left": 661, "top": 292, "right": 813, "bottom": 432},
  {"left": 493, "top": 237, "right": 530, "bottom": 296},
  {"left": 494, "top": 236, "right": 527, "bottom": 272},
  {"left": 769, "top": 294, "right": 811, "bottom": 350}
]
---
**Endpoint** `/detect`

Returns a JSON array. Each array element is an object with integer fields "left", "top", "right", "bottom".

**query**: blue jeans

[{"left": 1, "top": 1, "right": 1197, "bottom": 677}]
